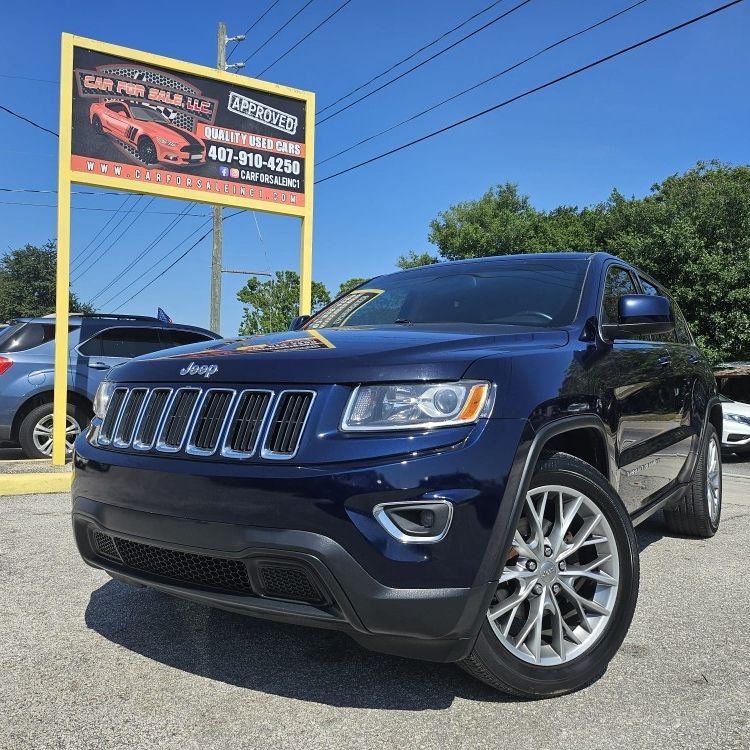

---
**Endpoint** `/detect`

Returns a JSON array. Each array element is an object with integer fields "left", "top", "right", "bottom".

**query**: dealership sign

[{"left": 64, "top": 36, "right": 313, "bottom": 216}]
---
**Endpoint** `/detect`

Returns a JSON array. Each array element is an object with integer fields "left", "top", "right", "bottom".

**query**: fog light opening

[{"left": 373, "top": 500, "right": 453, "bottom": 544}]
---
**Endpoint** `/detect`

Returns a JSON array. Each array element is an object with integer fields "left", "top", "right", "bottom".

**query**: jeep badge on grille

[{"left": 179, "top": 362, "right": 219, "bottom": 378}]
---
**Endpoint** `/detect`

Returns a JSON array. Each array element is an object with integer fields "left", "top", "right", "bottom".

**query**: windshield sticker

[{"left": 309, "top": 289, "right": 384, "bottom": 329}]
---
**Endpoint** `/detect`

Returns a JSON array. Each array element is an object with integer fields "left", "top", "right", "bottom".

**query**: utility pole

[
  {"left": 210, "top": 22, "right": 226, "bottom": 335},
  {"left": 211, "top": 22, "right": 246, "bottom": 334}
]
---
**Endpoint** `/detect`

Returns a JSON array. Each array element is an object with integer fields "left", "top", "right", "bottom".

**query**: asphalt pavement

[{"left": 0, "top": 475, "right": 748, "bottom": 749}]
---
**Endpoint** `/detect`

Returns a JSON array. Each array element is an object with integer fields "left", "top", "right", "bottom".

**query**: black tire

[
  {"left": 460, "top": 452, "right": 640, "bottom": 698},
  {"left": 92, "top": 116, "right": 103, "bottom": 135},
  {"left": 664, "top": 424, "right": 721, "bottom": 538},
  {"left": 17, "top": 403, "right": 86, "bottom": 460},
  {"left": 137, "top": 136, "right": 157, "bottom": 165}
]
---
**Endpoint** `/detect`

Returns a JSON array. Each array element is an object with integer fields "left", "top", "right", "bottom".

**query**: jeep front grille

[{"left": 96, "top": 385, "right": 314, "bottom": 460}]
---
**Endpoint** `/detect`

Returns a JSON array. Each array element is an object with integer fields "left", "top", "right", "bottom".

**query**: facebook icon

[{"left": 219, "top": 166, "right": 230, "bottom": 178}]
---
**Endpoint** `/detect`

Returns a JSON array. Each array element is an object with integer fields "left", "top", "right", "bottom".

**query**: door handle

[
  {"left": 656, "top": 356, "right": 671, "bottom": 367},
  {"left": 88, "top": 361, "right": 110, "bottom": 370}
]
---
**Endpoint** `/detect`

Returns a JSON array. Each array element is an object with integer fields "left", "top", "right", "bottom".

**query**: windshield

[
  {"left": 308, "top": 258, "right": 589, "bottom": 329},
  {"left": 130, "top": 105, "right": 169, "bottom": 123}
]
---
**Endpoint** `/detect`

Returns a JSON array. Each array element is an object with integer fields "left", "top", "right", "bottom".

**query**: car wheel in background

[
  {"left": 18, "top": 403, "right": 86, "bottom": 460},
  {"left": 664, "top": 424, "right": 721, "bottom": 538},
  {"left": 460, "top": 452, "right": 639, "bottom": 697},
  {"left": 92, "top": 116, "right": 103, "bottom": 135},
  {"left": 137, "top": 136, "right": 157, "bottom": 165}
]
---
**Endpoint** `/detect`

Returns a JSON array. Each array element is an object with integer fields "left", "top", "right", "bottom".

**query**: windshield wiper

[{"left": 394, "top": 318, "right": 413, "bottom": 326}]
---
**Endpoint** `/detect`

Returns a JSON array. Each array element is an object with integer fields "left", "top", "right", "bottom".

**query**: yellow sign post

[{"left": 53, "top": 34, "right": 315, "bottom": 464}]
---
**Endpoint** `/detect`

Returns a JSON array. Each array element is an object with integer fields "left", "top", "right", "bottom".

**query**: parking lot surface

[{"left": 1, "top": 476, "right": 748, "bottom": 750}]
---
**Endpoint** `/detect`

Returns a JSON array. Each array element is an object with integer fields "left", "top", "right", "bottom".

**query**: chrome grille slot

[
  {"left": 223, "top": 390, "right": 272, "bottom": 457},
  {"left": 187, "top": 389, "right": 234, "bottom": 455},
  {"left": 157, "top": 388, "right": 200, "bottom": 451},
  {"left": 98, "top": 387, "right": 127, "bottom": 445},
  {"left": 262, "top": 391, "right": 315, "bottom": 459},
  {"left": 133, "top": 388, "right": 171, "bottom": 449},
  {"left": 113, "top": 388, "right": 147, "bottom": 447}
]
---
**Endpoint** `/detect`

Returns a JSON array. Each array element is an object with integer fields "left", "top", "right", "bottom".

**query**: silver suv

[{"left": 0, "top": 314, "right": 218, "bottom": 458}]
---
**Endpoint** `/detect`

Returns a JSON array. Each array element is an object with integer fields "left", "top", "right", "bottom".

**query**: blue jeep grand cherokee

[
  {"left": 72, "top": 253, "right": 722, "bottom": 697},
  {"left": 0, "top": 314, "right": 218, "bottom": 458}
]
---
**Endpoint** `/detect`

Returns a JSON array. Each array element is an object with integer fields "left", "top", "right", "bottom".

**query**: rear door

[
  {"left": 75, "top": 327, "right": 164, "bottom": 396},
  {"left": 592, "top": 264, "right": 679, "bottom": 512}
]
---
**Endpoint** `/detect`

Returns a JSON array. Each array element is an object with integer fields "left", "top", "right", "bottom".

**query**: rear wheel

[
  {"left": 664, "top": 424, "right": 721, "bottom": 538},
  {"left": 92, "top": 116, "right": 103, "bottom": 135},
  {"left": 460, "top": 452, "right": 639, "bottom": 697},
  {"left": 18, "top": 403, "right": 85, "bottom": 459}
]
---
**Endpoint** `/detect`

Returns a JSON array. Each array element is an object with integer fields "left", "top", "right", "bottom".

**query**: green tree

[
  {"left": 237, "top": 270, "right": 330, "bottom": 335},
  {"left": 0, "top": 241, "right": 93, "bottom": 322},
  {"left": 402, "top": 162, "right": 750, "bottom": 363},
  {"left": 336, "top": 277, "right": 370, "bottom": 297},
  {"left": 396, "top": 251, "right": 439, "bottom": 270}
]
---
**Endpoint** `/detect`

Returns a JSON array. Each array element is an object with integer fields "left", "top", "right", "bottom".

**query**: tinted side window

[
  {"left": 160, "top": 329, "right": 213, "bottom": 349},
  {"left": 601, "top": 267, "right": 638, "bottom": 326},
  {"left": 0, "top": 323, "right": 55, "bottom": 352},
  {"left": 79, "top": 327, "right": 163, "bottom": 358},
  {"left": 637, "top": 275, "right": 678, "bottom": 343}
]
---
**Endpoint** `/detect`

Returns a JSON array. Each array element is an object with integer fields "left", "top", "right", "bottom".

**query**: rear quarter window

[{"left": 0, "top": 323, "right": 55, "bottom": 352}]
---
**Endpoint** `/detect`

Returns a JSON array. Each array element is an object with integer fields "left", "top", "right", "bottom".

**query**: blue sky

[{"left": 0, "top": 0, "right": 747, "bottom": 335}]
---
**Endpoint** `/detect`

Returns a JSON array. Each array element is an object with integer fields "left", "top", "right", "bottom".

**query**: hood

[{"left": 111, "top": 325, "right": 569, "bottom": 384}]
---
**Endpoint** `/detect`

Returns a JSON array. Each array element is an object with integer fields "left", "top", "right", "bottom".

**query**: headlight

[
  {"left": 93, "top": 381, "right": 116, "bottom": 419},
  {"left": 158, "top": 138, "right": 179, "bottom": 147},
  {"left": 341, "top": 381, "right": 493, "bottom": 431},
  {"left": 726, "top": 413, "right": 750, "bottom": 426}
]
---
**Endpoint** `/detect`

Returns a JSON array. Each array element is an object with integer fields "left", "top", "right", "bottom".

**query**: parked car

[
  {"left": 0, "top": 314, "right": 219, "bottom": 458},
  {"left": 89, "top": 101, "right": 206, "bottom": 166},
  {"left": 719, "top": 394, "right": 750, "bottom": 455},
  {"left": 72, "top": 252, "right": 722, "bottom": 698}
]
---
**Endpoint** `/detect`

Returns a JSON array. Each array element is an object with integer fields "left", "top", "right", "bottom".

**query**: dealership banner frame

[{"left": 53, "top": 34, "right": 316, "bottom": 464}]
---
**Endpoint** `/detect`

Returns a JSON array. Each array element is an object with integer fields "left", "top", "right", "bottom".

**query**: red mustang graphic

[{"left": 89, "top": 101, "right": 206, "bottom": 166}]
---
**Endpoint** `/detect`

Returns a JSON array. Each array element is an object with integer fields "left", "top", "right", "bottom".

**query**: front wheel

[
  {"left": 137, "top": 136, "right": 157, "bottom": 165},
  {"left": 460, "top": 452, "right": 639, "bottom": 697}
]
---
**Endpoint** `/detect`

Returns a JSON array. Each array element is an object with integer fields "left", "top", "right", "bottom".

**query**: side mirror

[
  {"left": 601, "top": 294, "right": 674, "bottom": 340},
  {"left": 289, "top": 315, "right": 311, "bottom": 331}
]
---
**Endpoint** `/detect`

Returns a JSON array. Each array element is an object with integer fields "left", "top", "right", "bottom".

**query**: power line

[
  {"left": 87, "top": 203, "right": 199, "bottom": 306},
  {"left": 74, "top": 194, "right": 133, "bottom": 262},
  {"left": 71, "top": 195, "right": 138, "bottom": 272},
  {"left": 316, "top": 0, "right": 745, "bottom": 184},
  {"left": 316, "top": 0, "right": 534, "bottom": 125},
  {"left": 318, "top": 0, "right": 651, "bottom": 166},
  {"left": 258, "top": 0, "right": 353, "bottom": 76},
  {"left": 0, "top": 73, "right": 58, "bottom": 84},
  {"left": 110, "top": 210, "right": 244, "bottom": 311},
  {"left": 0, "top": 187, "right": 140, "bottom": 196},
  {"left": 226, "top": 0, "right": 283, "bottom": 61},
  {"left": 0, "top": 199, "right": 207, "bottom": 215},
  {"left": 0, "top": 104, "right": 58, "bottom": 137},
  {"left": 317, "top": 0, "right": 506, "bottom": 115},
  {"left": 241, "top": 0, "right": 318, "bottom": 64},
  {"left": 72, "top": 196, "right": 154, "bottom": 281}
]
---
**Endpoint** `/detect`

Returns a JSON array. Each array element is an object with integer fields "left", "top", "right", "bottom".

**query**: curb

[{"left": 0, "top": 473, "right": 72, "bottom": 496}]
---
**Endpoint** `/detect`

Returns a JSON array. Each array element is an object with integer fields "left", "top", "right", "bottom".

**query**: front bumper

[
  {"left": 72, "top": 418, "right": 530, "bottom": 662},
  {"left": 721, "top": 420, "right": 750, "bottom": 452}
]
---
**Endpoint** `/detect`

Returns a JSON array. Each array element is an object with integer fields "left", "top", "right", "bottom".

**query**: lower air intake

[{"left": 257, "top": 564, "right": 325, "bottom": 604}]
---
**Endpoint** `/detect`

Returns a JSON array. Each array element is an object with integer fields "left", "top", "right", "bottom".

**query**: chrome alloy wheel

[
  {"left": 488, "top": 485, "right": 620, "bottom": 666},
  {"left": 706, "top": 436, "right": 721, "bottom": 524},
  {"left": 32, "top": 413, "right": 80, "bottom": 456}
]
